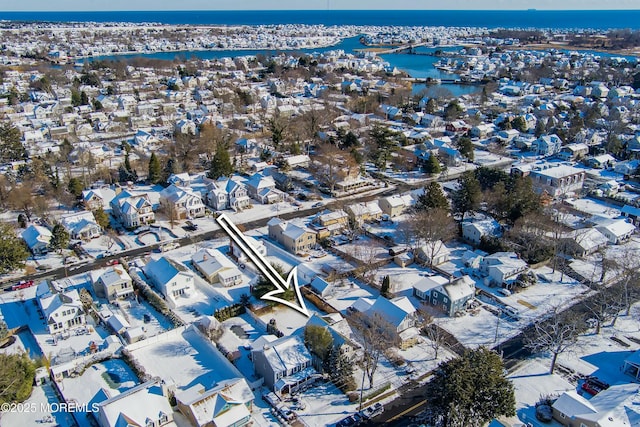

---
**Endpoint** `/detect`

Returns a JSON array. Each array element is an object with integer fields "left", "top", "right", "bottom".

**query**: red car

[
  {"left": 11, "top": 280, "right": 34, "bottom": 291},
  {"left": 581, "top": 377, "right": 609, "bottom": 395},
  {"left": 106, "top": 260, "right": 119, "bottom": 266}
]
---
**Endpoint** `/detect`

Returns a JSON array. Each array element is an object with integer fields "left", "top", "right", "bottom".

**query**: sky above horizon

[{"left": 4, "top": 0, "right": 640, "bottom": 12}]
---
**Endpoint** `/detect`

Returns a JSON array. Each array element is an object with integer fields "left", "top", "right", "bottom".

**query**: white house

[
  {"left": 416, "top": 240, "right": 451, "bottom": 267},
  {"left": 245, "top": 173, "right": 284, "bottom": 204},
  {"left": 191, "top": 247, "right": 242, "bottom": 286},
  {"left": 175, "top": 378, "right": 254, "bottom": 427},
  {"left": 159, "top": 184, "right": 206, "bottom": 220},
  {"left": 462, "top": 218, "right": 501, "bottom": 245},
  {"left": 231, "top": 235, "right": 267, "bottom": 264},
  {"left": 21, "top": 225, "right": 52, "bottom": 255},
  {"left": 37, "top": 283, "right": 86, "bottom": 335},
  {"left": 206, "top": 177, "right": 251, "bottom": 211},
  {"left": 144, "top": 257, "right": 195, "bottom": 306},
  {"left": 96, "top": 379, "right": 174, "bottom": 427},
  {"left": 480, "top": 252, "right": 529, "bottom": 287},
  {"left": 529, "top": 164, "right": 585, "bottom": 198},
  {"left": 110, "top": 190, "right": 155, "bottom": 229},
  {"left": 594, "top": 218, "right": 635, "bottom": 244},
  {"left": 60, "top": 210, "right": 102, "bottom": 240},
  {"left": 532, "top": 134, "right": 563, "bottom": 156}
]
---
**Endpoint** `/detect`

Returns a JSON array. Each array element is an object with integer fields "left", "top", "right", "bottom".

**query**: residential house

[
  {"left": 91, "top": 266, "right": 133, "bottom": 302},
  {"left": 416, "top": 240, "right": 451, "bottom": 267},
  {"left": 82, "top": 188, "right": 116, "bottom": 211},
  {"left": 585, "top": 154, "right": 616, "bottom": 169},
  {"left": 345, "top": 201, "right": 383, "bottom": 225},
  {"left": 314, "top": 210, "right": 349, "bottom": 238},
  {"left": 558, "top": 143, "right": 589, "bottom": 161},
  {"left": 309, "top": 276, "right": 332, "bottom": 298},
  {"left": 167, "top": 173, "right": 192, "bottom": 187},
  {"left": 21, "top": 225, "right": 52, "bottom": 255},
  {"left": 379, "top": 194, "right": 415, "bottom": 218},
  {"left": 429, "top": 275, "right": 475, "bottom": 317},
  {"left": 413, "top": 274, "right": 450, "bottom": 301},
  {"left": 480, "top": 252, "right": 529, "bottom": 287},
  {"left": 251, "top": 334, "right": 317, "bottom": 395},
  {"left": 284, "top": 154, "right": 311, "bottom": 169},
  {"left": 529, "top": 164, "right": 585, "bottom": 198},
  {"left": 562, "top": 228, "right": 609, "bottom": 258},
  {"left": 144, "top": 257, "right": 195, "bottom": 305},
  {"left": 159, "top": 184, "right": 206, "bottom": 220},
  {"left": 306, "top": 313, "right": 359, "bottom": 367},
  {"left": 470, "top": 123, "right": 495, "bottom": 139},
  {"left": 245, "top": 173, "right": 284, "bottom": 204},
  {"left": 175, "top": 119, "right": 197, "bottom": 135},
  {"left": 462, "top": 218, "right": 501, "bottom": 245},
  {"left": 206, "top": 177, "right": 251, "bottom": 211},
  {"left": 191, "top": 248, "right": 243, "bottom": 286},
  {"left": 532, "top": 134, "right": 563, "bottom": 156},
  {"left": 175, "top": 379, "right": 254, "bottom": 427},
  {"left": 96, "top": 379, "right": 175, "bottom": 427},
  {"left": 594, "top": 218, "right": 635, "bottom": 244},
  {"left": 364, "top": 296, "right": 419, "bottom": 349},
  {"left": 110, "top": 190, "right": 155, "bottom": 229},
  {"left": 37, "top": 284, "right": 86, "bottom": 335},
  {"left": 551, "top": 384, "right": 640, "bottom": 427},
  {"left": 60, "top": 211, "right": 102, "bottom": 240},
  {"left": 231, "top": 235, "right": 267, "bottom": 264},
  {"left": 267, "top": 218, "right": 317, "bottom": 255},
  {"left": 621, "top": 205, "right": 640, "bottom": 226}
]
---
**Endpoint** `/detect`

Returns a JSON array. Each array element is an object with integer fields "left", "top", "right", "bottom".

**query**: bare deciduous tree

[{"left": 525, "top": 306, "right": 584, "bottom": 374}]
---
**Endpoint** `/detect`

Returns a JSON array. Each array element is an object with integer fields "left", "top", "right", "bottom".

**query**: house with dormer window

[
  {"left": 36, "top": 283, "right": 86, "bottom": 335},
  {"left": 110, "top": 190, "right": 155, "bottom": 229}
]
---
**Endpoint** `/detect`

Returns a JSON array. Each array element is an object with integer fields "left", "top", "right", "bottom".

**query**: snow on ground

[
  {"left": 217, "top": 315, "right": 263, "bottom": 384},
  {"left": 565, "top": 197, "right": 621, "bottom": 218},
  {"left": 256, "top": 305, "right": 320, "bottom": 336},
  {"left": 127, "top": 325, "right": 242, "bottom": 391},
  {"left": 509, "top": 359, "right": 573, "bottom": 427},
  {"left": 325, "top": 279, "right": 375, "bottom": 313},
  {"left": 293, "top": 381, "right": 361, "bottom": 426},
  {"left": 59, "top": 359, "right": 139, "bottom": 427},
  {"left": 108, "top": 298, "right": 173, "bottom": 337},
  {"left": 511, "top": 301, "right": 640, "bottom": 425},
  {"left": 0, "top": 383, "right": 76, "bottom": 427}
]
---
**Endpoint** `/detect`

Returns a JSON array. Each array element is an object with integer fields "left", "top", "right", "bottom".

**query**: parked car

[
  {"left": 582, "top": 376, "right": 610, "bottom": 395},
  {"left": 312, "top": 202, "right": 324, "bottom": 208},
  {"left": 361, "top": 403, "right": 384, "bottom": 420},
  {"left": 12, "top": 280, "right": 35, "bottom": 291}
]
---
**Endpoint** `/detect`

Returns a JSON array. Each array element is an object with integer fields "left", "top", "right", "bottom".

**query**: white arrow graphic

[{"left": 216, "top": 214, "right": 310, "bottom": 317}]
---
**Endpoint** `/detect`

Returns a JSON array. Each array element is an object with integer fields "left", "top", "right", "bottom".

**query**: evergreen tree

[
  {"left": 0, "top": 222, "right": 29, "bottom": 274},
  {"left": 416, "top": 182, "right": 449, "bottom": 210},
  {"left": 50, "top": 224, "right": 70, "bottom": 253},
  {"left": 326, "top": 346, "right": 357, "bottom": 392},
  {"left": 452, "top": 170, "right": 482, "bottom": 227},
  {"left": 423, "top": 154, "right": 441, "bottom": 175},
  {"left": 304, "top": 325, "right": 333, "bottom": 363},
  {"left": 148, "top": 153, "right": 162, "bottom": 184},
  {"left": 119, "top": 153, "right": 138, "bottom": 183},
  {"left": 458, "top": 136, "right": 474, "bottom": 161},
  {"left": 0, "top": 353, "right": 36, "bottom": 404},
  {"left": 208, "top": 142, "right": 234, "bottom": 180},
  {"left": 80, "top": 91, "right": 89, "bottom": 106},
  {"left": 0, "top": 123, "right": 26, "bottom": 162},
  {"left": 425, "top": 98, "right": 438, "bottom": 114},
  {"left": 428, "top": 347, "right": 515, "bottom": 427},
  {"left": 380, "top": 275, "right": 391, "bottom": 298},
  {"left": 512, "top": 116, "right": 527, "bottom": 133},
  {"left": 93, "top": 207, "right": 110, "bottom": 230},
  {"left": 67, "top": 177, "right": 84, "bottom": 199}
]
